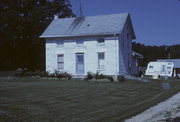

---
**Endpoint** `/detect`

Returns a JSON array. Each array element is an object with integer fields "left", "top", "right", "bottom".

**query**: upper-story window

[
  {"left": 97, "top": 38, "right": 105, "bottom": 43},
  {"left": 76, "top": 40, "right": 84, "bottom": 44},
  {"left": 57, "top": 40, "right": 64, "bottom": 46}
]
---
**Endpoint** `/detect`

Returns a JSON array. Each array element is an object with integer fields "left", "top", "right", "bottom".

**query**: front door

[{"left": 76, "top": 53, "right": 84, "bottom": 74}]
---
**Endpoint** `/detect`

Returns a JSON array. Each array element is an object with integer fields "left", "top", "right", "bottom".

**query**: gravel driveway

[{"left": 125, "top": 92, "right": 180, "bottom": 122}]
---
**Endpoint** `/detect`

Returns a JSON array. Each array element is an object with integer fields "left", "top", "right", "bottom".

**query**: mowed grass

[{"left": 0, "top": 77, "right": 180, "bottom": 122}]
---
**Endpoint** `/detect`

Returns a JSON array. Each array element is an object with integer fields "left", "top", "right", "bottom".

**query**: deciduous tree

[{"left": 0, "top": 0, "right": 75, "bottom": 70}]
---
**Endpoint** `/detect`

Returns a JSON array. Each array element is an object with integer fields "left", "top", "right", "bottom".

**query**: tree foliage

[
  {"left": 0, "top": 0, "right": 74, "bottom": 70},
  {"left": 132, "top": 42, "right": 180, "bottom": 67}
]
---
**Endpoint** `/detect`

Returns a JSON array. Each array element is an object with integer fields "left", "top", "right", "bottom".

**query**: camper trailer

[
  {"left": 145, "top": 62, "right": 174, "bottom": 79},
  {"left": 157, "top": 59, "right": 180, "bottom": 78}
]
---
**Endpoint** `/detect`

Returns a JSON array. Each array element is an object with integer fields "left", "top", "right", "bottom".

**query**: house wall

[
  {"left": 118, "top": 22, "right": 133, "bottom": 74},
  {"left": 45, "top": 37, "right": 119, "bottom": 75},
  {"left": 131, "top": 57, "right": 139, "bottom": 75}
]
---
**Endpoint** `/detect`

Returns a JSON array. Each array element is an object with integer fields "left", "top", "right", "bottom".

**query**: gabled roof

[
  {"left": 40, "top": 13, "right": 136, "bottom": 39},
  {"left": 157, "top": 59, "right": 180, "bottom": 68}
]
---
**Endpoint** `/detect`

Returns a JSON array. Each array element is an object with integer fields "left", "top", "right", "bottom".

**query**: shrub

[
  {"left": 32, "top": 70, "right": 42, "bottom": 77},
  {"left": 117, "top": 75, "right": 125, "bottom": 82},
  {"left": 85, "top": 71, "right": 114, "bottom": 82},
  {"left": 56, "top": 73, "right": 63, "bottom": 79},
  {"left": 84, "top": 72, "right": 94, "bottom": 80},
  {"left": 40, "top": 71, "right": 50, "bottom": 77},
  {"left": 14, "top": 68, "right": 51, "bottom": 77},
  {"left": 55, "top": 71, "right": 72, "bottom": 80},
  {"left": 14, "top": 68, "right": 24, "bottom": 76},
  {"left": 94, "top": 71, "right": 106, "bottom": 79},
  {"left": 62, "top": 72, "right": 72, "bottom": 80}
]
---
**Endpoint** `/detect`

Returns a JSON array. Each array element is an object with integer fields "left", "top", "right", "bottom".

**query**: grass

[{"left": 0, "top": 77, "right": 180, "bottom": 121}]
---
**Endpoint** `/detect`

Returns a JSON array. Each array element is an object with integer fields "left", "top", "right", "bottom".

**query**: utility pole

[
  {"left": 168, "top": 52, "right": 171, "bottom": 59},
  {"left": 165, "top": 46, "right": 171, "bottom": 59}
]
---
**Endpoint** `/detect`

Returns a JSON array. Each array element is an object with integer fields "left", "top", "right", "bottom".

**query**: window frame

[
  {"left": 98, "top": 52, "right": 105, "bottom": 69},
  {"left": 76, "top": 40, "right": 84, "bottom": 45},
  {"left": 57, "top": 40, "right": 64, "bottom": 46},
  {"left": 97, "top": 38, "right": 105, "bottom": 43},
  {"left": 57, "top": 54, "right": 64, "bottom": 69}
]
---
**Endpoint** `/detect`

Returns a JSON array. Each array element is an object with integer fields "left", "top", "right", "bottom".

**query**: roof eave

[
  {"left": 39, "top": 32, "right": 121, "bottom": 39},
  {"left": 132, "top": 51, "right": 143, "bottom": 59},
  {"left": 127, "top": 14, "right": 136, "bottom": 39}
]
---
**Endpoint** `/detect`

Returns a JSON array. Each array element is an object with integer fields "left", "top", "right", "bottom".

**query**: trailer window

[{"left": 149, "top": 66, "right": 153, "bottom": 69}]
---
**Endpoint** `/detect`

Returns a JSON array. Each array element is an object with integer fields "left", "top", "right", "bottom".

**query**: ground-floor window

[
  {"left": 57, "top": 54, "right": 64, "bottom": 69},
  {"left": 98, "top": 52, "right": 105, "bottom": 69}
]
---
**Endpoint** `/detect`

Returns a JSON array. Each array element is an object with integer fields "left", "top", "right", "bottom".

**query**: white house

[{"left": 40, "top": 13, "right": 143, "bottom": 76}]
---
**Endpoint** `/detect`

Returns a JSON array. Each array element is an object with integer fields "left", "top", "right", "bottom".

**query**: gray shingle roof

[
  {"left": 157, "top": 59, "right": 180, "bottom": 68},
  {"left": 40, "top": 13, "right": 136, "bottom": 39}
]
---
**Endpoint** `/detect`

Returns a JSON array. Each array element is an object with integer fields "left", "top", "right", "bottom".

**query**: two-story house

[{"left": 40, "top": 13, "right": 142, "bottom": 76}]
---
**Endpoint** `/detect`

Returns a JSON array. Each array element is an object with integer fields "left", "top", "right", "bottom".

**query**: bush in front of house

[
  {"left": 13, "top": 69, "right": 72, "bottom": 80},
  {"left": 14, "top": 68, "right": 50, "bottom": 77},
  {"left": 14, "top": 68, "right": 24, "bottom": 76},
  {"left": 117, "top": 75, "right": 125, "bottom": 82},
  {"left": 61, "top": 72, "right": 72, "bottom": 80},
  {"left": 52, "top": 70, "right": 72, "bottom": 80},
  {"left": 84, "top": 72, "right": 94, "bottom": 80},
  {"left": 94, "top": 71, "right": 103, "bottom": 79},
  {"left": 84, "top": 71, "right": 114, "bottom": 82}
]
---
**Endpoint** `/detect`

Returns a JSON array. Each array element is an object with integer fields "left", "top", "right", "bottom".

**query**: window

[
  {"left": 57, "top": 54, "right": 64, "bottom": 69},
  {"left": 149, "top": 66, "right": 153, "bottom": 69},
  {"left": 57, "top": 40, "right": 64, "bottom": 46},
  {"left": 168, "top": 71, "right": 171, "bottom": 74},
  {"left": 162, "top": 65, "right": 165, "bottom": 72},
  {"left": 97, "top": 38, "right": 105, "bottom": 43},
  {"left": 98, "top": 52, "right": 105, "bottom": 69},
  {"left": 167, "top": 66, "right": 171, "bottom": 70},
  {"left": 76, "top": 40, "right": 83, "bottom": 44},
  {"left": 168, "top": 63, "right": 172, "bottom": 65}
]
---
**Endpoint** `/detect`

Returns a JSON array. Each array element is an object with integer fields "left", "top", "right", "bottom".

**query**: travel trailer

[
  {"left": 157, "top": 59, "right": 180, "bottom": 77},
  {"left": 145, "top": 62, "right": 174, "bottom": 79}
]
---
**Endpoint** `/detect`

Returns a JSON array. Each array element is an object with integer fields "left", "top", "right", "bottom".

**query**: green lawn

[{"left": 0, "top": 77, "right": 180, "bottom": 121}]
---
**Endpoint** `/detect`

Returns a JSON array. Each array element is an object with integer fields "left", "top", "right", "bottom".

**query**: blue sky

[{"left": 71, "top": 0, "right": 180, "bottom": 46}]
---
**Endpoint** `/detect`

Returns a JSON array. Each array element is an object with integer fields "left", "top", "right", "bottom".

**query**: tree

[
  {"left": 0, "top": 0, "right": 75, "bottom": 70},
  {"left": 132, "top": 42, "right": 180, "bottom": 67}
]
